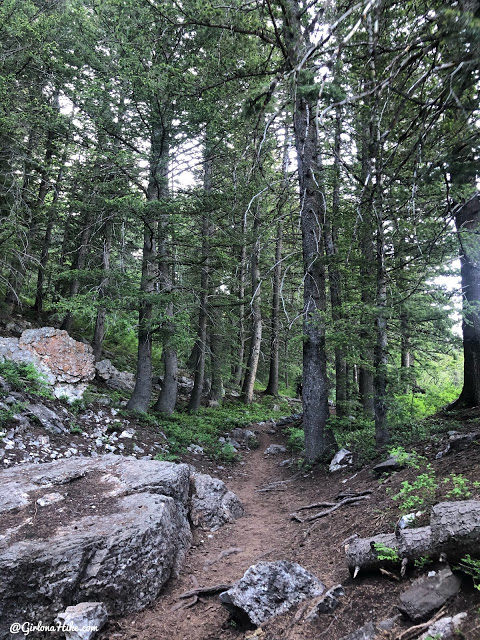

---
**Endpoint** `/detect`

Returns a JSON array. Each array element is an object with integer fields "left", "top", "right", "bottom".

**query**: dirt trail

[
  {"left": 103, "top": 423, "right": 306, "bottom": 639},
  {"left": 101, "top": 422, "right": 376, "bottom": 640}
]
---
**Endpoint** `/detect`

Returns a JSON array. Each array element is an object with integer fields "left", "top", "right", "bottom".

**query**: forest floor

[{"left": 98, "top": 411, "right": 480, "bottom": 640}]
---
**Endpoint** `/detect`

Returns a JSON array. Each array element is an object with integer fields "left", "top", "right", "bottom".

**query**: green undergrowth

[
  {"left": 127, "top": 397, "right": 291, "bottom": 463},
  {"left": 0, "top": 360, "right": 52, "bottom": 398}
]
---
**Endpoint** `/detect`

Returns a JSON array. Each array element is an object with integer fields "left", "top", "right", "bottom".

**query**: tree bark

[
  {"left": 91, "top": 217, "right": 113, "bottom": 361},
  {"left": 324, "top": 106, "right": 346, "bottom": 416},
  {"left": 189, "top": 143, "right": 213, "bottom": 412},
  {"left": 232, "top": 213, "right": 247, "bottom": 387},
  {"left": 281, "top": 0, "right": 336, "bottom": 462},
  {"left": 264, "top": 220, "right": 282, "bottom": 396},
  {"left": 60, "top": 203, "right": 95, "bottom": 333},
  {"left": 452, "top": 194, "right": 480, "bottom": 407},
  {"left": 241, "top": 206, "right": 262, "bottom": 404},
  {"left": 128, "top": 114, "right": 169, "bottom": 411},
  {"left": 208, "top": 303, "right": 224, "bottom": 405}
]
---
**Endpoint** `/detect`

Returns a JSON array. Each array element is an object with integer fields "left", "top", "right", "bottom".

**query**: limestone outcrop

[
  {"left": 0, "top": 455, "right": 243, "bottom": 639},
  {"left": 0, "top": 328, "right": 95, "bottom": 402}
]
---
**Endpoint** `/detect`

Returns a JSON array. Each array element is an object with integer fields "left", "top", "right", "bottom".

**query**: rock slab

[
  {"left": 220, "top": 560, "right": 325, "bottom": 625},
  {"left": 398, "top": 566, "right": 461, "bottom": 622}
]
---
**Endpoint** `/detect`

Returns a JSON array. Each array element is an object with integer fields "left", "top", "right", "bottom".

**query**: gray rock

[
  {"left": 190, "top": 472, "right": 244, "bottom": 530},
  {"left": 398, "top": 566, "right": 461, "bottom": 622},
  {"left": 305, "top": 584, "right": 344, "bottom": 621},
  {"left": 0, "top": 455, "right": 194, "bottom": 638},
  {"left": 264, "top": 444, "right": 286, "bottom": 455},
  {"left": 340, "top": 621, "right": 377, "bottom": 640},
  {"left": 229, "top": 428, "right": 257, "bottom": 447},
  {"left": 418, "top": 612, "right": 467, "bottom": 639},
  {"left": 27, "top": 404, "right": 68, "bottom": 435},
  {"left": 373, "top": 455, "right": 406, "bottom": 474},
  {"left": 56, "top": 602, "right": 108, "bottom": 640},
  {"left": 329, "top": 448, "right": 353, "bottom": 472},
  {"left": 220, "top": 561, "right": 325, "bottom": 625}
]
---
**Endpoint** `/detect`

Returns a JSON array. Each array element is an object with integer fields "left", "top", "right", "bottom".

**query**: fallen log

[
  {"left": 346, "top": 527, "right": 433, "bottom": 577},
  {"left": 346, "top": 500, "right": 480, "bottom": 577},
  {"left": 431, "top": 500, "right": 480, "bottom": 556}
]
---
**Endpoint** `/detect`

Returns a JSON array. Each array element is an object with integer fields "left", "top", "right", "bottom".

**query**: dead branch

[
  {"left": 335, "top": 489, "right": 373, "bottom": 500},
  {"left": 394, "top": 606, "right": 446, "bottom": 640},
  {"left": 291, "top": 495, "right": 371, "bottom": 523},
  {"left": 178, "top": 583, "right": 232, "bottom": 600}
]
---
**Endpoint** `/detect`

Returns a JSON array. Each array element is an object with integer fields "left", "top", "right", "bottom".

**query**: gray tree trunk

[
  {"left": 189, "top": 139, "right": 213, "bottom": 411},
  {"left": 241, "top": 207, "right": 262, "bottom": 404},
  {"left": 128, "top": 114, "right": 169, "bottom": 411},
  {"left": 281, "top": 0, "right": 336, "bottom": 462},
  {"left": 92, "top": 218, "right": 113, "bottom": 361}
]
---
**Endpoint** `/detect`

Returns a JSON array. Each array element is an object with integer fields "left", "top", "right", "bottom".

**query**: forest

[{"left": 1, "top": 0, "right": 479, "bottom": 464}]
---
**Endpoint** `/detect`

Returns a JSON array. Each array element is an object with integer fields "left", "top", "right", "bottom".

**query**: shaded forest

[{"left": 1, "top": 0, "right": 479, "bottom": 462}]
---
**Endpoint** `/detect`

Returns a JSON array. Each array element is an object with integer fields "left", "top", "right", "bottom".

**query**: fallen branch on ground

[
  {"left": 178, "top": 583, "right": 232, "bottom": 600},
  {"left": 394, "top": 606, "right": 446, "bottom": 640},
  {"left": 291, "top": 495, "right": 371, "bottom": 523}
]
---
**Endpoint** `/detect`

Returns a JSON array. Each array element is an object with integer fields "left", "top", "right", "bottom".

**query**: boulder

[
  {"left": 56, "top": 602, "right": 108, "bottom": 640},
  {"left": 373, "top": 455, "right": 406, "bottom": 475},
  {"left": 264, "top": 444, "right": 286, "bottom": 455},
  {"left": 340, "top": 622, "right": 378, "bottom": 640},
  {"left": 219, "top": 561, "right": 325, "bottom": 625},
  {"left": 398, "top": 566, "right": 461, "bottom": 622},
  {"left": 0, "top": 455, "right": 244, "bottom": 638},
  {"left": 190, "top": 472, "right": 244, "bottom": 530},
  {"left": 0, "top": 328, "right": 95, "bottom": 402},
  {"left": 95, "top": 359, "right": 135, "bottom": 392},
  {"left": 27, "top": 403, "right": 68, "bottom": 435},
  {"left": 329, "top": 448, "right": 353, "bottom": 472}
]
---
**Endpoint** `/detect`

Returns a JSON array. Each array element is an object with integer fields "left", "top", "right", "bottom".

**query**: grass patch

[{"left": 127, "top": 398, "right": 291, "bottom": 463}]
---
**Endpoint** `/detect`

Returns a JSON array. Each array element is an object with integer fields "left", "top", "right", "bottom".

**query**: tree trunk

[
  {"left": 154, "top": 213, "right": 178, "bottom": 413},
  {"left": 34, "top": 160, "right": 66, "bottom": 317},
  {"left": 208, "top": 304, "right": 224, "bottom": 405},
  {"left": 282, "top": 0, "right": 336, "bottom": 462},
  {"left": 60, "top": 204, "right": 95, "bottom": 333},
  {"left": 452, "top": 194, "right": 480, "bottom": 407},
  {"left": 232, "top": 214, "right": 247, "bottom": 387},
  {"left": 189, "top": 139, "right": 213, "bottom": 411},
  {"left": 264, "top": 220, "right": 282, "bottom": 396},
  {"left": 367, "top": 6, "right": 390, "bottom": 448},
  {"left": 324, "top": 106, "right": 346, "bottom": 417},
  {"left": 91, "top": 217, "right": 113, "bottom": 361},
  {"left": 128, "top": 114, "right": 169, "bottom": 411},
  {"left": 241, "top": 207, "right": 262, "bottom": 404}
]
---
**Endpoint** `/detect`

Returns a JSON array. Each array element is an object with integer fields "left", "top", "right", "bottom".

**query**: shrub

[{"left": 0, "top": 361, "right": 52, "bottom": 398}]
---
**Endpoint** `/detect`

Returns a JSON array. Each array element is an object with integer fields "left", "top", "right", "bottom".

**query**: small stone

[
  {"left": 264, "top": 444, "right": 287, "bottom": 455},
  {"left": 329, "top": 448, "right": 353, "bottom": 472},
  {"left": 37, "top": 492, "right": 65, "bottom": 507},
  {"left": 56, "top": 601, "right": 108, "bottom": 640}
]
